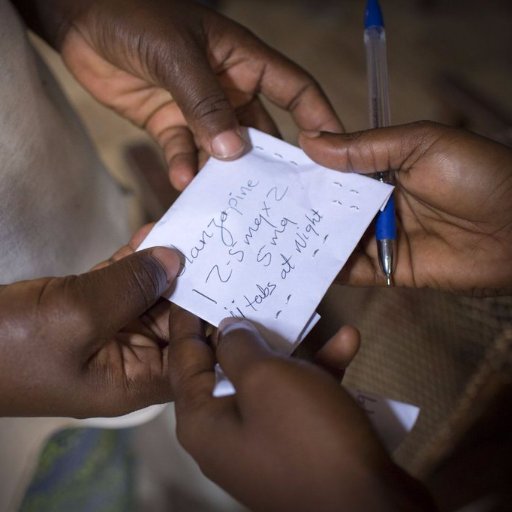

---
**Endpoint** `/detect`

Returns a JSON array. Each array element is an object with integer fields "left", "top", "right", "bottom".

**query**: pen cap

[{"left": 365, "top": 0, "right": 384, "bottom": 29}]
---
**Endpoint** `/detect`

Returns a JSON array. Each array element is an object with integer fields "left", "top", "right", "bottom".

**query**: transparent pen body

[
  {"left": 365, "top": 26, "right": 393, "bottom": 187},
  {"left": 365, "top": 24, "right": 396, "bottom": 273},
  {"left": 365, "top": 25, "right": 391, "bottom": 130}
]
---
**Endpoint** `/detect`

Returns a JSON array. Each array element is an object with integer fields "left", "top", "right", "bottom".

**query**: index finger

[
  {"left": 168, "top": 307, "right": 239, "bottom": 458},
  {"left": 254, "top": 44, "right": 343, "bottom": 133},
  {"left": 168, "top": 306, "right": 216, "bottom": 410}
]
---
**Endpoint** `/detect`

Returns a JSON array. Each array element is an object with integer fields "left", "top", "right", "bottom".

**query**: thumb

[
  {"left": 215, "top": 318, "right": 277, "bottom": 391},
  {"left": 299, "top": 122, "right": 441, "bottom": 173},
  {"left": 48, "top": 247, "right": 180, "bottom": 344},
  {"left": 162, "top": 45, "right": 248, "bottom": 161}
]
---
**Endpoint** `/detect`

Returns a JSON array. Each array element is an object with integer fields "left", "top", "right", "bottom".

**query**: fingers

[
  {"left": 253, "top": 44, "right": 343, "bottom": 133},
  {"left": 168, "top": 307, "right": 239, "bottom": 458},
  {"left": 47, "top": 248, "right": 180, "bottom": 345},
  {"left": 128, "top": 223, "right": 156, "bottom": 249},
  {"left": 155, "top": 21, "right": 340, "bottom": 160},
  {"left": 313, "top": 326, "right": 360, "bottom": 381},
  {"left": 299, "top": 121, "right": 442, "bottom": 173},
  {"left": 158, "top": 126, "right": 199, "bottom": 191},
  {"left": 162, "top": 98, "right": 281, "bottom": 190},
  {"left": 168, "top": 306, "right": 216, "bottom": 408},
  {"left": 215, "top": 318, "right": 277, "bottom": 391},
  {"left": 235, "top": 96, "right": 281, "bottom": 139},
  {"left": 91, "top": 223, "right": 156, "bottom": 271}
]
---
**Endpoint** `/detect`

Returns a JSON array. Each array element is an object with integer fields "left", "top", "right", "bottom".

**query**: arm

[
  {"left": 13, "top": 0, "right": 343, "bottom": 190},
  {"left": 300, "top": 122, "right": 512, "bottom": 295},
  {"left": 169, "top": 310, "right": 436, "bottom": 512}
]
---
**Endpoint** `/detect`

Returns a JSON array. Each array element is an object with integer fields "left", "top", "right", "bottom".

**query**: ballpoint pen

[{"left": 364, "top": 0, "right": 396, "bottom": 286}]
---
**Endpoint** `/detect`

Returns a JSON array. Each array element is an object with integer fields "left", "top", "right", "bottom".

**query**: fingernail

[
  {"left": 301, "top": 130, "right": 321, "bottom": 139},
  {"left": 218, "top": 317, "right": 253, "bottom": 336},
  {"left": 211, "top": 130, "right": 247, "bottom": 159},
  {"left": 170, "top": 171, "right": 192, "bottom": 191}
]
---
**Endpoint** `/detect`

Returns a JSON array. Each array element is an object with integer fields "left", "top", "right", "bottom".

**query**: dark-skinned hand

[
  {"left": 169, "top": 310, "right": 436, "bottom": 512},
  {"left": 300, "top": 122, "right": 512, "bottom": 295},
  {"left": 0, "top": 223, "right": 362, "bottom": 418},
  {"left": 14, "top": 0, "right": 342, "bottom": 190},
  {"left": 0, "top": 225, "right": 180, "bottom": 418}
]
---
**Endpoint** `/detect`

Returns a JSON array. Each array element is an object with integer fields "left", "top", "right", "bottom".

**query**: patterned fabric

[
  {"left": 19, "top": 429, "right": 135, "bottom": 512},
  {"left": 319, "top": 286, "right": 512, "bottom": 474}
]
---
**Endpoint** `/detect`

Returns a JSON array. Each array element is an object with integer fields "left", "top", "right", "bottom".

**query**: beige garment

[
  {"left": 0, "top": 1, "right": 133, "bottom": 509},
  {"left": 0, "top": 2, "right": 132, "bottom": 282},
  {"left": 317, "top": 285, "right": 512, "bottom": 510}
]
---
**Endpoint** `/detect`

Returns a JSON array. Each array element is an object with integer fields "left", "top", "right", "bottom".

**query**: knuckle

[
  {"left": 42, "top": 275, "right": 98, "bottom": 341},
  {"left": 0, "top": 280, "right": 51, "bottom": 341}
]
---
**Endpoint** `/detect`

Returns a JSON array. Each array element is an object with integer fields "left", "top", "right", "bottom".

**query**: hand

[
  {"left": 0, "top": 234, "right": 180, "bottom": 418},
  {"left": 169, "top": 311, "right": 434, "bottom": 512},
  {"left": 16, "top": 0, "right": 342, "bottom": 190},
  {"left": 300, "top": 122, "right": 512, "bottom": 295}
]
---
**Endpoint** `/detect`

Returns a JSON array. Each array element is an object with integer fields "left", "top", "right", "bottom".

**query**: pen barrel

[
  {"left": 365, "top": 26, "right": 391, "bottom": 129},
  {"left": 375, "top": 195, "right": 396, "bottom": 241}
]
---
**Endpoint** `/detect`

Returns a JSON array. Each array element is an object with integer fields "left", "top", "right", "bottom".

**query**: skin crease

[
  {"left": 169, "top": 311, "right": 436, "bottom": 512},
  {"left": 300, "top": 122, "right": 512, "bottom": 295},
  {"left": 13, "top": 0, "right": 343, "bottom": 190}
]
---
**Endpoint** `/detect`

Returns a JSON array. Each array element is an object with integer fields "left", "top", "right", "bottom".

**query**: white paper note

[
  {"left": 139, "top": 128, "right": 393, "bottom": 352},
  {"left": 348, "top": 389, "right": 420, "bottom": 452}
]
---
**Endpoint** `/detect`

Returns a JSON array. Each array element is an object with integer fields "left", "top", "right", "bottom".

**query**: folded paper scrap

[
  {"left": 137, "top": 131, "right": 419, "bottom": 448},
  {"left": 139, "top": 127, "right": 393, "bottom": 355}
]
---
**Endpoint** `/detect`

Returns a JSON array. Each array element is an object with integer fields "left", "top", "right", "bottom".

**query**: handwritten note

[{"left": 138, "top": 128, "right": 393, "bottom": 352}]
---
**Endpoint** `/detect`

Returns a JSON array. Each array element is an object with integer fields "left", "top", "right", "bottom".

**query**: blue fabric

[{"left": 19, "top": 428, "right": 135, "bottom": 512}]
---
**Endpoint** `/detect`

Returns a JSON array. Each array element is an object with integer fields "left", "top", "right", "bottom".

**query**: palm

[
  {"left": 61, "top": 28, "right": 190, "bottom": 144},
  {"left": 339, "top": 128, "right": 512, "bottom": 294},
  {"left": 93, "top": 299, "right": 170, "bottom": 385}
]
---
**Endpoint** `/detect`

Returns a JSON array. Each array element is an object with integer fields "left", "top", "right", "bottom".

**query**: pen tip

[{"left": 385, "top": 275, "right": 393, "bottom": 287}]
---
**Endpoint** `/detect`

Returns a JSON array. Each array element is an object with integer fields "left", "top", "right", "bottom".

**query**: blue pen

[{"left": 364, "top": 0, "right": 396, "bottom": 286}]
